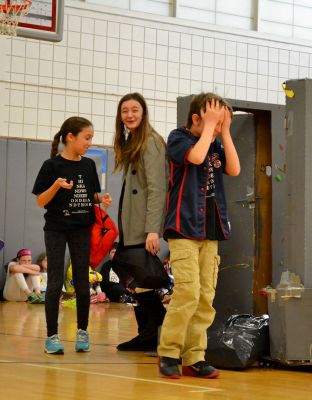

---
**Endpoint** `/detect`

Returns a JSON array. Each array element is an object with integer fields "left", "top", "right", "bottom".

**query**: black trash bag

[{"left": 205, "top": 314, "right": 270, "bottom": 370}]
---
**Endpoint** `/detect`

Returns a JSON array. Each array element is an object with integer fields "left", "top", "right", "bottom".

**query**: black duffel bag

[{"left": 112, "top": 246, "right": 171, "bottom": 289}]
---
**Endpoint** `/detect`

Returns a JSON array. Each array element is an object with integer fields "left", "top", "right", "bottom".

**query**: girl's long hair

[
  {"left": 186, "top": 92, "right": 233, "bottom": 129},
  {"left": 50, "top": 116, "right": 93, "bottom": 158},
  {"left": 113, "top": 92, "right": 165, "bottom": 171},
  {"left": 37, "top": 252, "right": 47, "bottom": 272}
]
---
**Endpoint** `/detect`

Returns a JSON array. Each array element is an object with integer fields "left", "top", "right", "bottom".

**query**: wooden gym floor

[{"left": 0, "top": 300, "right": 311, "bottom": 400}]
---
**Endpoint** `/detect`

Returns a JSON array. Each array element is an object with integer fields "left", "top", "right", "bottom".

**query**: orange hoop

[
  {"left": 0, "top": 0, "right": 32, "bottom": 36},
  {"left": 0, "top": 0, "right": 32, "bottom": 11}
]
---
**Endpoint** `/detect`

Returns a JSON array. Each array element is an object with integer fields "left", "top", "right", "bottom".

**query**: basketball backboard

[{"left": 17, "top": 0, "right": 64, "bottom": 42}]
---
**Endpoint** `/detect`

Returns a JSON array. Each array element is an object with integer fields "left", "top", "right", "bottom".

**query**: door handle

[{"left": 234, "top": 195, "right": 262, "bottom": 209}]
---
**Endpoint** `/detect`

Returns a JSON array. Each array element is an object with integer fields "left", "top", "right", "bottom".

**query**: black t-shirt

[
  {"left": 205, "top": 151, "right": 224, "bottom": 241},
  {"left": 32, "top": 155, "right": 101, "bottom": 231},
  {"left": 205, "top": 197, "right": 225, "bottom": 240}
]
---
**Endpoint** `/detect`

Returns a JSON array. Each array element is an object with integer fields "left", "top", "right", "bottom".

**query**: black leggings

[{"left": 44, "top": 229, "right": 90, "bottom": 337}]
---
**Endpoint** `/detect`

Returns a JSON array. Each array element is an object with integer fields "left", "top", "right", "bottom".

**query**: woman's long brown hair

[{"left": 113, "top": 92, "right": 165, "bottom": 171}]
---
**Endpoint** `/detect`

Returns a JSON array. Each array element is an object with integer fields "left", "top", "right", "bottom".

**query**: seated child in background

[
  {"left": 89, "top": 268, "right": 108, "bottom": 303},
  {"left": 65, "top": 261, "right": 108, "bottom": 303},
  {"left": 3, "top": 249, "right": 45, "bottom": 304},
  {"left": 37, "top": 252, "right": 48, "bottom": 293},
  {"left": 99, "top": 242, "right": 134, "bottom": 303},
  {"left": 157, "top": 257, "right": 174, "bottom": 305}
]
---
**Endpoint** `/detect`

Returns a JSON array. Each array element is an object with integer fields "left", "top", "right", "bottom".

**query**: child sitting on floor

[
  {"left": 3, "top": 249, "right": 44, "bottom": 304},
  {"left": 99, "top": 242, "right": 134, "bottom": 303},
  {"left": 37, "top": 252, "right": 48, "bottom": 294},
  {"left": 65, "top": 261, "right": 108, "bottom": 303}
]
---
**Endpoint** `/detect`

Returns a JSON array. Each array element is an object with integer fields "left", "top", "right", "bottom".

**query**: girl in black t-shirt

[{"left": 32, "top": 116, "right": 112, "bottom": 355}]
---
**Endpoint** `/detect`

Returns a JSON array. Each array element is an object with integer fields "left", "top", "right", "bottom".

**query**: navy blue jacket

[{"left": 164, "top": 127, "right": 231, "bottom": 240}]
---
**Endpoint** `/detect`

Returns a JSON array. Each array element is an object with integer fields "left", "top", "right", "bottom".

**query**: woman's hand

[{"left": 146, "top": 232, "right": 160, "bottom": 255}]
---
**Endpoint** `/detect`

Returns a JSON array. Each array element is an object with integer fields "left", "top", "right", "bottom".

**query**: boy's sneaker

[
  {"left": 182, "top": 361, "right": 219, "bottom": 378},
  {"left": 158, "top": 356, "right": 181, "bottom": 379},
  {"left": 75, "top": 329, "right": 90, "bottom": 352},
  {"left": 27, "top": 292, "right": 41, "bottom": 304},
  {"left": 45, "top": 335, "right": 64, "bottom": 354}
]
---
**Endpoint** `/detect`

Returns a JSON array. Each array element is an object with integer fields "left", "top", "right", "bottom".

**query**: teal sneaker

[
  {"left": 45, "top": 334, "right": 64, "bottom": 354},
  {"left": 75, "top": 329, "right": 90, "bottom": 352}
]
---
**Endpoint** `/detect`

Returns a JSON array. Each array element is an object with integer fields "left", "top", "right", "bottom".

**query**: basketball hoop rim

[{"left": 0, "top": 0, "right": 32, "bottom": 12}]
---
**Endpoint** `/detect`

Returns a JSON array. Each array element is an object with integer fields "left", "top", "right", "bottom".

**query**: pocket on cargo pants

[{"left": 170, "top": 249, "right": 195, "bottom": 284}]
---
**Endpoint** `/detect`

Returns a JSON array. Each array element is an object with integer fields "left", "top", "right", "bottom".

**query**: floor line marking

[{"left": 0, "top": 360, "right": 222, "bottom": 392}]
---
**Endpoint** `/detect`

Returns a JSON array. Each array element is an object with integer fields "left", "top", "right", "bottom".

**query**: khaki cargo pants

[{"left": 158, "top": 238, "right": 219, "bottom": 366}]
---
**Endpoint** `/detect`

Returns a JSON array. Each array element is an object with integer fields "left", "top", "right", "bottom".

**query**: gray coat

[{"left": 120, "top": 134, "right": 168, "bottom": 246}]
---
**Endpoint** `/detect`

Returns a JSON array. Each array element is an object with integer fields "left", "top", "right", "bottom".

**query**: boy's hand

[
  {"left": 201, "top": 98, "right": 224, "bottom": 130},
  {"left": 56, "top": 178, "right": 74, "bottom": 190},
  {"left": 221, "top": 107, "right": 232, "bottom": 136}
]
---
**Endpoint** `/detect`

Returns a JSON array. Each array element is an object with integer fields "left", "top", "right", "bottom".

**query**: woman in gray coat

[{"left": 113, "top": 92, "right": 168, "bottom": 351}]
